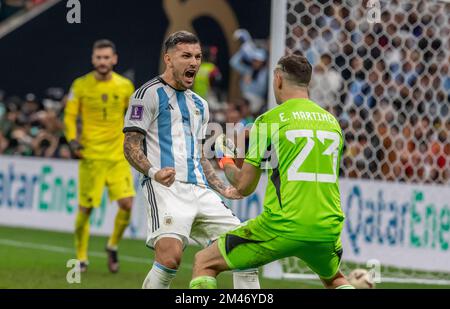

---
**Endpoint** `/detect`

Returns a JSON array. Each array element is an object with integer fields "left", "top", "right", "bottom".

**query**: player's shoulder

[
  {"left": 71, "top": 72, "right": 94, "bottom": 88},
  {"left": 132, "top": 76, "right": 164, "bottom": 101},
  {"left": 112, "top": 72, "right": 134, "bottom": 87},
  {"left": 308, "top": 100, "right": 342, "bottom": 133},
  {"left": 254, "top": 105, "right": 281, "bottom": 124},
  {"left": 310, "top": 100, "right": 339, "bottom": 124}
]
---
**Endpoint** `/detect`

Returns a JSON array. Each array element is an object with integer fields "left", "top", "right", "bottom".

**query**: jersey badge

[
  {"left": 163, "top": 215, "right": 173, "bottom": 226},
  {"left": 130, "top": 105, "right": 144, "bottom": 120}
]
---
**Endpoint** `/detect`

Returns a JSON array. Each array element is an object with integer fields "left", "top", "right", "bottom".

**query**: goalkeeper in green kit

[{"left": 190, "top": 54, "right": 354, "bottom": 289}]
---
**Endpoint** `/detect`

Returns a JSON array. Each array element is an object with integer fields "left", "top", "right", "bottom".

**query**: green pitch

[{"left": 0, "top": 225, "right": 447, "bottom": 289}]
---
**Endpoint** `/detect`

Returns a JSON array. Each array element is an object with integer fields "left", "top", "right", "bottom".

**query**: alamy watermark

[
  {"left": 366, "top": 0, "right": 381, "bottom": 24},
  {"left": 66, "top": 259, "right": 81, "bottom": 284},
  {"left": 66, "top": 0, "right": 81, "bottom": 24},
  {"left": 366, "top": 259, "right": 382, "bottom": 284}
]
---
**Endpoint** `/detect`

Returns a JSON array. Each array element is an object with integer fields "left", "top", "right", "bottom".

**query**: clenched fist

[{"left": 154, "top": 167, "right": 176, "bottom": 187}]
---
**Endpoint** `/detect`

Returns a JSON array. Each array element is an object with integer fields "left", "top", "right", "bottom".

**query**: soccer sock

[
  {"left": 142, "top": 262, "right": 178, "bottom": 289},
  {"left": 233, "top": 269, "right": 260, "bottom": 289},
  {"left": 74, "top": 211, "right": 90, "bottom": 262},
  {"left": 336, "top": 284, "right": 356, "bottom": 289},
  {"left": 107, "top": 208, "right": 131, "bottom": 250},
  {"left": 189, "top": 276, "right": 218, "bottom": 289}
]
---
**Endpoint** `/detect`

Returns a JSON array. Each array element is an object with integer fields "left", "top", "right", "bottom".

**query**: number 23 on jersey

[{"left": 286, "top": 129, "right": 340, "bottom": 183}]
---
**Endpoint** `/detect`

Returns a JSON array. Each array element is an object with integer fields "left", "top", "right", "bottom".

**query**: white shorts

[{"left": 141, "top": 178, "right": 241, "bottom": 249}]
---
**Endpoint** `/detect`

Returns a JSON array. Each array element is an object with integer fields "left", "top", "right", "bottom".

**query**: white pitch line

[
  {"left": 0, "top": 238, "right": 168, "bottom": 267},
  {"left": 0, "top": 238, "right": 324, "bottom": 286}
]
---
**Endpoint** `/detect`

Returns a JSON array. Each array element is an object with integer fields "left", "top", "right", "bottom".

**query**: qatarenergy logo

[
  {"left": 0, "top": 164, "right": 77, "bottom": 211},
  {"left": 0, "top": 163, "right": 106, "bottom": 227},
  {"left": 344, "top": 185, "right": 450, "bottom": 255}
]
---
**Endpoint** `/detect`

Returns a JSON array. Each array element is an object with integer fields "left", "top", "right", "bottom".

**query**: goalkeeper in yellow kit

[{"left": 64, "top": 39, "right": 135, "bottom": 273}]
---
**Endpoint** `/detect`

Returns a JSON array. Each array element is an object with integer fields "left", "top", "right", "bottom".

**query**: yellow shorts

[{"left": 78, "top": 159, "right": 135, "bottom": 207}]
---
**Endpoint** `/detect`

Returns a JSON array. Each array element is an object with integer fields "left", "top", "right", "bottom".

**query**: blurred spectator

[
  {"left": 230, "top": 29, "right": 268, "bottom": 114},
  {"left": 57, "top": 143, "right": 72, "bottom": 159},
  {"left": 0, "top": 88, "right": 67, "bottom": 158},
  {"left": 234, "top": 98, "right": 254, "bottom": 127},
  {"left": 22, "top": 93, "right": 41, "bottom": 119},
  {"left": 225, "top": 103, "right": 241, "bottom": 126},
  {"left": 193, "top": 45, "right": 223, "bottom": 108},
  {"left": 32, "top": 130, "right": 58, "bottom": 157},
  {"left": 9, "top": 127, "right": 33, "bottom": 156},
  {"left": 233, "top": 29, "right": 257, "bottom": 63},
  {"left": 0, "top": 132, "right": 8, "bottom": 153},
  {"left": 222, "top": 99, "right": 253, "bottom": 167},
  {"left": 309, "top": 53, "right": 342, "bottom": 110}
]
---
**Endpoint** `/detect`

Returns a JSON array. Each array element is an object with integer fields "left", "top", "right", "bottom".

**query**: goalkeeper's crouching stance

[{"left": 190, "top": 54, "right": 354, "bottom": 289}]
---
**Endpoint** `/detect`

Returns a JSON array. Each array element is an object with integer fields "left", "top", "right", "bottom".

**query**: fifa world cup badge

[{"left": 130, "top": 105, "right": 144, "bottom": 120}]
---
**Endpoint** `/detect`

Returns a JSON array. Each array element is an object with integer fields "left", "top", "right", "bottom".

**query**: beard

[
  {"left": 173, "top": 68, "right": 196, "bottom": 90},
  {"left": 173, "top": 70, "right": 189, "bottom": 90},
  {"left": 95, "top": 65, "right": 112, "bottom": 76}
]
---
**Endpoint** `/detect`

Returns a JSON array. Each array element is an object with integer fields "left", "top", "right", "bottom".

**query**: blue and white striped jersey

[{"left": 123, "top": 77, "right": 209, "bottom": 186}]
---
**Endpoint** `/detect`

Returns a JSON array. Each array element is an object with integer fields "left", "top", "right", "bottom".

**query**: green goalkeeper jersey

[{"left": 245, "top": 98, "right": 345, "bottom": 241}]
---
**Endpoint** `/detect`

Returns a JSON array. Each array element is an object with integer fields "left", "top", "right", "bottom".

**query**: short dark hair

[
  {"left": 277, "top": 54, "right": 312, "bottom": 86},
  {"left": 93, "top": 39, "right": 116, "bottom": 53},
  {"left": 164, "top": 31, "right": 200, "bottom": 53}
]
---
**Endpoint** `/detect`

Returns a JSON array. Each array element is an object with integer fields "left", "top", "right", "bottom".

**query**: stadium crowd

[
  {"left": 0, "top": 89, "right": 71, "bottom": 159},
  {"left": 1, "top": 0, "right": 449, "bottom": 185},
  {"left": 287, "top": 0, "right": 449, "bottom": 184}
]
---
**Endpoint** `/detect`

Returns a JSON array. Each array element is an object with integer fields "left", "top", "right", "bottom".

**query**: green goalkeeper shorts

[{"left": 217, "top": 218, "right": 343, "bottom": 280}]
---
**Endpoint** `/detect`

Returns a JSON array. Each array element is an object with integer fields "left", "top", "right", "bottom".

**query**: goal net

[{"left": 267, "top": 0, "right": 450, "bottom": 285}]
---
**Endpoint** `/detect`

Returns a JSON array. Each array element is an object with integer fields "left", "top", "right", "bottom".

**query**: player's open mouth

[{"left": 184, "top": 70, "right": 196, "bottom": 83}]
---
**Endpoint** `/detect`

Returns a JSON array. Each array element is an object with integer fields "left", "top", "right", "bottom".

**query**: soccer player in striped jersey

[{"left": 123, "top": 31, "right": 260, "bottom": 289}]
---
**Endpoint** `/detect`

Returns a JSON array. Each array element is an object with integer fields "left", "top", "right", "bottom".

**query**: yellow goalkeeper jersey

[{"left": 64, "top": 71, "right": 134, "bottom": 161}]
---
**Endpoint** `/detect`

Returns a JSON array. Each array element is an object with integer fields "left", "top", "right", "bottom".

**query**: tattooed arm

[
  {"left": 200, "top": 155, "right": 242, "bottom": 199},
  {"left": 200, "top": 156, "right": 227, "bottom": 193},
  {"left": 124, "top": 131, "right": 151, "bottom": 175},
  {"left": 223, "top": 162, "right": 261, "bottom": 197},
  {"left": 124, "top": 131, "right": 175, "bottom": 187}
]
